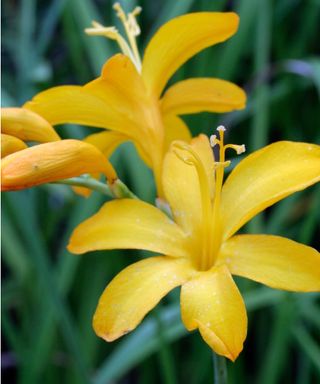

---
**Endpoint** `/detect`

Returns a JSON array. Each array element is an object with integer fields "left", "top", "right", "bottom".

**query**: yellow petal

[
  {"left": 142, "top": 12, "right": 239, "bottom": 97},
  {"left": 1, "top": 108, "right": 60, "bottom": 142},
  {"left": 181, "top": 265, "right": 247, "bottom": 361},
  {"left": 162, "top": 135, "right": 214, "bottom": 248},
  {"left": 219, "top": 235, "right": 320, "bottom": 291},
  {"left": 1, "top": 139, "right": 116, "bottom": 191},
  {"left": 161, "top": 78, "right": 246, "bottom": 115},
  {"left": 84, "top": 130, "right": 152, "bottom": 167},
  {"left": 24, "top": 55, "right": 147, "bottom": 140},
  {"left": 84, "top": 131, "right": 128, "bottom": 158},
  {"left": 1, "top": 134, "right": 27, "bottom": 158},
  {"left": 163, "top": 114, "right": 192, "bottom": 152},
  {"left": 221, "top": 141, "right": 320, "bottom": 240},
  {"left": 93, "top": 256, "right": 192, "bottom": 341},
  {"left": 68, "top": 199, "right": 191, "bottom": 258}
]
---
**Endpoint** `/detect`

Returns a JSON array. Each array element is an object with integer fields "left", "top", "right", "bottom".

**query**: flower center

[
  {"left": 173, "top": 126, "right": 245, "bottom": 271},
  {"left": 85, "top": 2, "right": 142, "bottom": 71}
]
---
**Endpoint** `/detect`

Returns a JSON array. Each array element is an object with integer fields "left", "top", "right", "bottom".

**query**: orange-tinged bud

[
  {"left": 1, "top": 139, "right": 117, "bottom": 191},
  {"left": 1, "top": 134, "right": 27, "bottom": 158},
  {"left": 1, "top": 108, "right": 61, "bottom": 143}
]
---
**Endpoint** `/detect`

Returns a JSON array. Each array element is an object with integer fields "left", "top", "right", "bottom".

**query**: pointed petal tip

[
  {"left": 197, "top": 320, "right": 244, "bottom": 361},
  {"left": 93, "top": 316, "right": 131, "bottom": 343}
]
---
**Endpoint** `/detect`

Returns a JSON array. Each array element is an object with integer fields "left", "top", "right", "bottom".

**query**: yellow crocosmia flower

[
  {"left": 23, "top": 5, "right": 246, "bottom": 195},
  {"left": 68, "top": 130, "right": 320, "bottom": 361},
  {"left": 1, "top": 108, "right": 61, "bottom": 143},
  {"left": 1, "top": 139, "right": 117, "bottom": 191}
]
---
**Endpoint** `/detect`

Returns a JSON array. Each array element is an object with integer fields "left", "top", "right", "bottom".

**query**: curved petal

[
  {"left": 1, "top": 108, "right": 60, "bottom": 142},
  {"left": 162, "top": 135, "right": 215, "bottom": 248},
  {"left": 161, "top": 78, "right": 246, "bottom": 115},
  {"left": 142, "top": 12, "right": 239, "bottom": 97},
  {"left": 68, "top": 199, "right": 191, "bottom": 258},
  {"left": 84, "top": 131, "right": 129, "bottom": 158},
  {"left": 93, "top": 256, "right": 192, "bottom": 341},
  {"left": 84, "top": 130, "right": 152, "bottom": 167},
  {"left": 219, "top": 235, "right": 320, "bottom": 292},
  {"left": 163, "top": 114, "right": 192, "bottom": 152},
  {"left": 24, "top": 55, "right": 147, "bottom": 140},
  {"left": 1, "top": 140, "right": 116, "bottom": 191},
  {"left": 221, "top": 141, "right": 320, "bottom": 240},
  {"left": 181, "top": 265, "right": 247, "bottom": 361},
  {"left": 1, "top": 134, "right": 27, "bottom": 158}
]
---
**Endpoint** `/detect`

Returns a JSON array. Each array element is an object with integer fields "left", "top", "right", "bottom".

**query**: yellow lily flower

[
  {"left": 1, "top": 108, "right": 116, "bottom": 191},
  {"left": 23, "top": 4, "right": 246, "bottom": 195},
  {"left": 68, "top": 129, "right": 320, "bottom": 361}
]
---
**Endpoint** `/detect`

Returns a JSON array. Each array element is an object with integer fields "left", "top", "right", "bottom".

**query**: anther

[
  {"left": 236, "top": 144, "right": 246, "bottom": 154},
  {"left": 127, "top": 13, "right": 141, "bottom": 36},
  {"left": 113, "top": 3, "right": 126, "bottom": 20},
  {"left": 224, "top": 144, "right": 246, "bottom": 155},
  {"left": 210, "top": 134, "right": 219, "bottom": 148},
  {"left": 214, "top": 160, "right": 231, "bottom": 169},
  {"left": 131, "top": 6, "right": 142, "bottom": 17},
  {"left": 217, "top": 125, "right": 226, "bottom": 133}
]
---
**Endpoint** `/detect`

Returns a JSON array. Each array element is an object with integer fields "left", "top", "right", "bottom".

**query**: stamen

[
  {"left": 224, "top": 143, "right": 246, "bottom": 155},
  {"left": 210, "top": 125, "right": 246, "bottom": 261},
  {"left": 85, "top": 21, "right": 133, "bottom": 61},
  {"left": 113, "top": 3, "right": 142, "bottom": 70},
  {"left": 209, "top": 134, "right": 218, "bottom": 148},
  {"left": 127, "top": 7, "right": 142, "bottom": 36},
  {"left": 85, "top": 3, "right": 143, "bottom": 72}
]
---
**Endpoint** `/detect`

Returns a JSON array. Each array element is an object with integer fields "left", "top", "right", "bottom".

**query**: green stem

[
  {"left": 54, "top": 176, "right": 138, "bottom": 199},
  {"left": 213, "top": 353, "right": 227, "bottom": 384}
]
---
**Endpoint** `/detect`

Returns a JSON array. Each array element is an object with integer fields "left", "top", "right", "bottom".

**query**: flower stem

[
  {"left": 213, "top": 353, "right": 228, "bottom": 384},
  {"left": 54, "top": 176, "right": 138, "bottom": 199}
]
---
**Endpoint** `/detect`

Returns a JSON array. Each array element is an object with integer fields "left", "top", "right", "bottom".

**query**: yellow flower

[
  {"left": 23, "top": 4, "right": 246, "bottom": 195},
  {"left": 1, "top": 108, "right": 116, "bottom": 191},
  {"left": 68, "top": 130, "right": 320, "bottom": 361}
]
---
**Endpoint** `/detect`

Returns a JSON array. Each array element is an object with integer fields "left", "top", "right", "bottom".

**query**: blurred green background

[{"left": 2, "top": 0, "right": 320, "bottom": 383}]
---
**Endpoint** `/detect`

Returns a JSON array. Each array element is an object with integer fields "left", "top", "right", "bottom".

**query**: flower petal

[
  {"left": 93, "top": 256, "right": 192, "bottom": 341},
  {"left": 84, "top": 130, "right": 152, "bottom": 167},
  {"left": 219, "top": 234, "right": 320, "bottom": 291},
  {"left": 181, "top": 265, "right": 247, "bottom": 361},
  {"left": 142, "top": 12, "right": 239, "bottom": 97},
  {"left": 68, "top": 199, "right": 191, "bottom": 258},
  {"left": 161, "top": 78, "right": 246, "bottom": 115},
  {"left": 1, "top": 108, "right": 60, "bottom": 142},
  {"left": 24, "top": 55, "right": 147, "bottom": 140},
  {"left": 1, "top": 134, "right": 27, "bottom": 158},
  {"left": 162, "top": 135, "right": 215, "bottom": 247},
  {"left": 1, "top": 140, "right": 116, "bottom": 191},
  {"left": 84, "top": 131, "right": 128, "bottom": 158},
  {"left": 163, "top": 114, "right": 192, "bottom": 152},
  {"left": 221, "top": 141, "right": 320, "bottom": 239}
]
